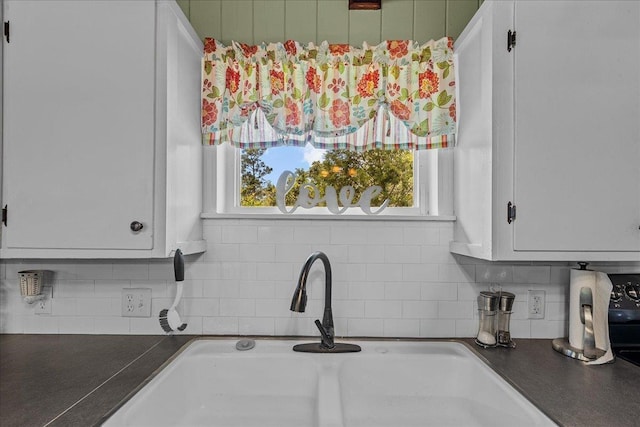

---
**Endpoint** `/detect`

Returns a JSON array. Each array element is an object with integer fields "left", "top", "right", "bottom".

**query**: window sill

[{"left": 201, "top": 212, "right": 456, "bottom": 221}]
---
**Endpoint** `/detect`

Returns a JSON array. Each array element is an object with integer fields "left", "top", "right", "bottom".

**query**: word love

[{"left": 276, "top": 170, "right": 389, "bottom": 215}]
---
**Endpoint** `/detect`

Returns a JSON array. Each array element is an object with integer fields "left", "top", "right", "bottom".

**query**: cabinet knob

[{"left": 130, "top": 221, "right": 144, "bottom": 232}]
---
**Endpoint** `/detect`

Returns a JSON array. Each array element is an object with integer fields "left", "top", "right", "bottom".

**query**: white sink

[{"left": 102, "top": 339, "right": 556, "bottom": 427}]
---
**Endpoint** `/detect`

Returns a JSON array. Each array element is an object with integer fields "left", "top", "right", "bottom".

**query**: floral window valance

[{"left": 201, "top": 38, "right": 456, "bottom": 150}]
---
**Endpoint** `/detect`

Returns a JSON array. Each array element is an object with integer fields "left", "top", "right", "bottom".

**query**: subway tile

[
  {"left": 454, "top": 319, "right": 477, "bottom": 337},
  {"left": 365, "top": 300, "right": 402, "bottom": 319},
  {"left": 131, "top": 281, "right": 170, "bottom": 298},
  {"left": 94, "top": 316, "right": 131, "bottom": 334},
  {"left": 178, "top": 317, "right": 203, "bottom": 335},
  {"left": 403, "top": 226, "right": 440, "bottom": 245},
  {"left": 420, "top": 282, "right": 457, "bottom": 301},
  {"left": 75, "top": 262, "right": 113, "bottom": 280},
  {"left": 439, "top": 226, "right": 454, "bottom": 246},
  {"left": 349, "top": 282, "right": 385, "bottom": 300},
  {"left": 275, "top": 316, "right": 315, "bottom": 336},
  {"left": 76, "top": 297, "right": 120, "bottom": 316},
  {"left": 384, "top": 282, "right": 421, "bottom": 300},
  {"left": 203, "top": 316, "right": 239, "bottom": 335},
  {"left": 113, "top": 262, "right": 149, "bottom": 280},
  {"left": 275, "top": 244, "right": 314, "bottom": 263},
  {"left": 258, "top": 225, "right": 294, "bottom": 243},
  {"left": 219, "top": 262, "right": 257, "bottom": 281},
  {"left": 419, "top": 319, "right": 455, "bottom": 337},
  {"left": 330, "top": 280, "right": 350, "bottom": 300},
  {"left": 130, "top": 317, "right": 165, "bottom": 335},
  {"left": 183, "top": 298, "right": 219, "bottom": 317},
  {"left": 384, "top": 245, "right": 421, "bottom": 264},
  {"left": 0, "top": 314, "right": 25, "bottom": 333},
  {"left": 438, "top": 301, "right": 474, "bottom": 319},
  {"left": 546, "top": 302, "right": 568, "bottom": 321},
  {"left": 238, "top": 243, "right": 276, "bottom": 263},
  {"left": 366, "top": 227, "right": 404, "bottom": 245},
  {"left": 255, "top": 299, "right": 289, "bottom": 318},
  {"left": 348, "top": 245, "right": 385, "bottom": 264},
  {"left": 366, "top": 264, "right": 403, "bottom": 282},
  {"left": 402, "top": 263, "right": 439, "bottom": 282},
  {"left": 402, "top": 300, "right": 438, "bottom": 319},
  {"left": 256, "top": 262, "right": 293, "bottom": 281},
  {"left": 94, "top": 280, "right": 132, "bottom": 298},
  {"left": 205, "top": 243, "right": 240, "bottom": 262},
  {"left": 181, "top": 280, "right": 204, "bottom": 298},
  {"left": 51, "top": 298, "right": 77, "bottom": 316},
  {"left": 550, "top": 265, "right": 571, "bottom": 285},
  {"left": 333, "top": 300, "right": 365, "bottom": 318},
  {"left": 383, "top": 319, "right": 420, "bottom": 337},
  {"left": 219, "top": 298, "right": 255, "bottom": 317},
  {"left": 55, "top": 281, "right": 96, "bottom": 298},
  {"left": 420, "top": 245, "right": 456, "bottom": 264},
  {"left": 203, "top": 280, "right": 240, "bottom": 298},
  {"left": 148, "top": 259, "right": 174, "bottom": 280},
  {"left": 530, "top": 320, "right": 568, "bottom": 338},
  {"left": 58, "top": 316, "right": 95, "bottom": 334},
  {"left": 23, "top": 315, "right": 59, "bottom": 334},
  {"left": 221, "top": 225, "right": 258, "bottom": 243},
  {"left": 292, "top": 224, "right": 332, "bottom": 244},
  {"left": 239, "top": 317, "right": 275, "bottom": 335},
  {"left": 330, "top": 226, "right": 368, "bottom": 245},
  {"left": 512, "top": 266, "right": 551, "bottom": 284},
  {"left": 511, "top": 319, "right": 533, "bottom": 338},
  {"left": 187, "top": 262, "right": 221, "bottom": 280},
  {"left": 347, "top": 318, "right": 383, "bottom": 336},
  {"left": 476, "top": 264, "right": 513, "bottom": 283},
  {"left": 439, "top": 263, "right": 475, "bottom": 283},
  {"left": 332, "top": 263, "right": 366, "bottom": 282},
  {"left": 238, "top": 281, "right": 276, "bottom": 299}
]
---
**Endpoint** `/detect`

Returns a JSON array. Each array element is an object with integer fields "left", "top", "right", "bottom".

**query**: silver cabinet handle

[{"left": 130, "top": 221, "right": 144, "bottom": 232}]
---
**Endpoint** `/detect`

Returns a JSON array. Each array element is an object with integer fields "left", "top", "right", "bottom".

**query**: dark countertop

[{"left": 1, "top": 335, "right": 638, "bottom": 427}]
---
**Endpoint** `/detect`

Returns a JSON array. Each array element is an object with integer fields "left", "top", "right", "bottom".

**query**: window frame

[{"left": 202, "top": 144, "right": 454, "bottom": 220}]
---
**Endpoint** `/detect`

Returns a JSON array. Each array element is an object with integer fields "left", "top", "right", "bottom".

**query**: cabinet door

[
  {"left": 512, "top": 1, "right": 640, "bottom": 252},
  {"left": 3, "top": 1, "right": 155, "bottom": 250}
]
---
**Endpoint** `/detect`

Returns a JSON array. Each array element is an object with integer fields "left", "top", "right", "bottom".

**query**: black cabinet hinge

[
  {"left": 4, "top": 21, "right": 9, "bottom": 43},
  {"left": 507, "top": 29, "right": 516, "bottom": 52},
  {"left": 507, "top": 201, "right": 516, "bottom": 224},
  {"left": 2, "top": 205, "right": 7, "bottom": 226}
]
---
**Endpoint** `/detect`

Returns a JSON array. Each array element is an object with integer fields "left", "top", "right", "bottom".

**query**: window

[
  {"left": 201, "top": 38, "right": 456, "bottom": 218},
  {"left": 204, "top": 141, "right": 452, "bottom": 218}
]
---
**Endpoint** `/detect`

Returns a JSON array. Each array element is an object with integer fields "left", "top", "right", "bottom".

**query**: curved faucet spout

[
  {"left": 290, "top": 251, "right": 361, "bottom": 354},
  {"left": 290, "top": 251, "right": 335, "bottom": 348}
]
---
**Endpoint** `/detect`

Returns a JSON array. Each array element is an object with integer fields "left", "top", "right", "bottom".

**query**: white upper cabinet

[
  {"left": 1, "top": 0, "right": 206, "bottom": 258},
  {"left": 451, "top": 0, "right": 640, "bottom": 261}
]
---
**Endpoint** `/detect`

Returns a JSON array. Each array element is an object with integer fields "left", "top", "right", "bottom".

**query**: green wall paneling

[
  {"left": 221, "top": 0, "right": 253, "bottom": 44},
  {"left": 414, "top": 0, "right": 446, "bottom": 42},
  {"left": 317, "top": 0, "right": 349, "bottom": 44},
  {"left": 254, "top": 1, "right": 285, "bottom": 43},
  {"left": 349, "top": 9, "right": 381, "bottom": 45},
  {"left": 285, "top": 0, "right": 318, "bottom": 42},
  {"left": 190, "top": 0, "right": 222, "bottom": 41},
  {"left": 182, "top": 0, "right": 480, "bottom": 44},
  {"left": 446, "top": 0, "right": 479, "bottom": 40},
  {"left": 381, "top": 0, "right": 414, "bottom": 41}
]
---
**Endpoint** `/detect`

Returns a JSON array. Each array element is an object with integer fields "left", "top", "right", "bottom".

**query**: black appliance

[{"left": 608, "top": 274, "right": 640, "bottom": 367}]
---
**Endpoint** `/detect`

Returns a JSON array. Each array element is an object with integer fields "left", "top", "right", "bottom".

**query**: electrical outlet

[
  {"left": 34, "top": 286, "right": 53, "bottom": 315},
  {"left": 121, "top": 288, "right": 152, "bottom": 317},
  {"left": 528, "top": 290, "right": 545, "bottom": 319}
]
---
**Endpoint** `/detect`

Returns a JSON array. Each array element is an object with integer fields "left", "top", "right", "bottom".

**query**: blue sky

[{"left": 262, "top": 144, "right": 326, "bottom": 184}]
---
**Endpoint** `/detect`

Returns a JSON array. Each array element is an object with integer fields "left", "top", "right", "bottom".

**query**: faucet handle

[{"left": 314, "top": 319, "right": 335, "bottom": 349}]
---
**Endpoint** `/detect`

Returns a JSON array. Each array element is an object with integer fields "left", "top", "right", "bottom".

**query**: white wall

[{"left": 1, "top": 219, "right": 637, "bottom": 337}]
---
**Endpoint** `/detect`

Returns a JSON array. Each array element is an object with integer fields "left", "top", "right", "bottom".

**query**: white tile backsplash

[{"left": 1, "top": 219, "right": 638, "bottom": 339}]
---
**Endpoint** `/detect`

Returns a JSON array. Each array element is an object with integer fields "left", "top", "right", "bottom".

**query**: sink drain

[{"left": 235, "top": 339, "right": 256, "bottom": 351}]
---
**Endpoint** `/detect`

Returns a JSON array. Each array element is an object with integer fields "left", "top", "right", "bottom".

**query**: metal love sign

[{"left": 276, "top": 170, "right": 389, "bottom": 215}]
